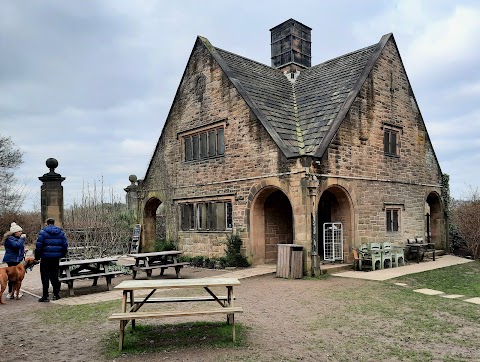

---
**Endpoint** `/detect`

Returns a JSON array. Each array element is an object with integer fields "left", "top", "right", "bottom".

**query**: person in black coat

[{"left": 35, "top": 218, "right": 68, "bottom": 302}]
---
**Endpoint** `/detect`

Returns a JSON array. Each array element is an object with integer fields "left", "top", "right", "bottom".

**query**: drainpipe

[{"left": 307, "top": 175, "right": 320, "bottom": 276}]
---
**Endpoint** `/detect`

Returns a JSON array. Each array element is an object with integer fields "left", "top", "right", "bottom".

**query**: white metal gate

[{"left": 323, "top": 222, "right": 343, "bottom": 262}]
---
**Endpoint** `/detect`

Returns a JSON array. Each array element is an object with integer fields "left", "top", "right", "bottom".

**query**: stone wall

[
  {"left": 315, "top": 38, "right": 444, "bottom": 249},
  {"left": 139, "top": 40, "right": 304, "bottom": 257}
]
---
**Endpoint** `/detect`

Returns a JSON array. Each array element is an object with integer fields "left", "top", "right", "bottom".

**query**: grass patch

[
  {"left": 310, "top": 276, "right": 480, "bottom": 361},
  {"left": 37, "top": 300, "right": 120, "bottom": 325},
  {"left": 104, "top": 321, "right": 247, "bottom": 358},
  {"left": 392, "top": 261, "right": 480, "bottom": 297}
]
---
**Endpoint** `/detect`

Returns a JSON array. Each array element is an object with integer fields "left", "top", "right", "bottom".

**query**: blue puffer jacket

[
  {"left": 35, "top": 225, "right": 68, "bottom": 259},
  {"left": 2, "top": 234, "right": 25, "bottom": 263}
]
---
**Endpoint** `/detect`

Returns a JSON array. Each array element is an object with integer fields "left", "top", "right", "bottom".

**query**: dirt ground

[{"left": 1, "top": 265, "right": 479, "bottom": 362}]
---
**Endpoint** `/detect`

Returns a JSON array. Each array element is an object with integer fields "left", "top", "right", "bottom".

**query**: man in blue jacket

[{"left": 35, "top": 218, "right": 68, "bottom": 302}]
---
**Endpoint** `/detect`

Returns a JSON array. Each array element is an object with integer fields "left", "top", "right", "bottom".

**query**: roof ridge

[
  {"left": 309, "top": 43, "right": 378, "bottom": 69},
  {"left": 214, "top": 46, "right": 280, "bottom": 72},
  {"left": 291, "top": 82, "right": 305, "bottom": 154}
]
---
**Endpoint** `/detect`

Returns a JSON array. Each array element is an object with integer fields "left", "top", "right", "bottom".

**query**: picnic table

[
  {"left": 127, "top": 251, "right": 189, "bottom": 279},
  {"left": 406, "top": 242, "right": 436, "bottom": 263},
  {"left": 109, "top": 277, "right": 243, "bottom": 351},
  {"left": 59, "top": 257, "right": 123, "bottom": 296}
]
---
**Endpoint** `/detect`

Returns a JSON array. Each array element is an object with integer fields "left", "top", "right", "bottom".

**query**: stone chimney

[{"left": 270, "top": 19, "right": 312, "bottom": 74}]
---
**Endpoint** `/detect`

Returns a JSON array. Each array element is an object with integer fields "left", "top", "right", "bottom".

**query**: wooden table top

[
  {"left": 60, "top": 257, "right": 118, "bottom": 266},
  {"left": 127, "top": 250, "right": 183, "bottom": 258},
  {"left": 406, "top": 243, "right": 435, "bottom": 247},
  {"left": 115, "top": 277, "right": 241, "bottom": 291}
]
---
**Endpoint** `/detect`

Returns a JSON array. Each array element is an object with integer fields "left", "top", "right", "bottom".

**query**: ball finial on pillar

[{"left": 46, "top": 158, "right": 59, "bottom": 174}]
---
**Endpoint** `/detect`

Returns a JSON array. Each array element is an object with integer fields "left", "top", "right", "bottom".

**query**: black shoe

[
  {"left": 38, "top": 297, "right": 50, "bottom": 302},
  {"left": 52, "top": 295, "right": 61, "bottom": 300}
]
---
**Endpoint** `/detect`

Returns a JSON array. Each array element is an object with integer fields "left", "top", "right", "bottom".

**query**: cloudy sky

[{"left": 1, "top": 0, "right": 479, "bottom": 210}]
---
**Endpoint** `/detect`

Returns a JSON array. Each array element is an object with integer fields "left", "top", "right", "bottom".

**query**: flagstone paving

[
  {"left": 464, "top": 297, "right": 480, "bottom": 305},
  {"left": 413, "top": 288, "right": 445, "bottom": 295},
  {"left": 441, "top": 294, "right": 465, "bottom": 299}
]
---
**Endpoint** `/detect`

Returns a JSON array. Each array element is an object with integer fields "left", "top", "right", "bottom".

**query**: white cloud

[
  {"left": 1, "top": 0, "right": 479, "bottom": 209},
  {"left": 406, "top": 6, "right": 480, "bottom": 79}
]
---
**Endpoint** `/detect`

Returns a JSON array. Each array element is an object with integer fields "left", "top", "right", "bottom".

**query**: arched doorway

[
  {"left": 143, "top": 197, "right": 162, "bottom": 252},
  {"left": 426, "top": 192, "right": 444, "bottom": 248},
  {"left": 318, "top": 186, "right": 353, "bottom": 262},
  {"left": 250, "top": 188, "right": 294, "bottom": 264}
]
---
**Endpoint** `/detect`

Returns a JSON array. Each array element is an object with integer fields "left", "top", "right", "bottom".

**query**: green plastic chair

[
  {"left": 361, "top": 243, "right": 382, "bottom": 271},
  {"left": 381, "top": 242, "right": 393, "bottom": 269},
  {"left": 391, "top": 245, "right": 405, "bottom": 267}
]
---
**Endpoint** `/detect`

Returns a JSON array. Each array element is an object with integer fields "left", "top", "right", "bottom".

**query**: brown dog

[{"left": 0, "top": 258, "right": 39, "bottom": 303}]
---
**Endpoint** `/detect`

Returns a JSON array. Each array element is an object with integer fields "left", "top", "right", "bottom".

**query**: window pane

[
  {"left": 181, "top": 204, "right": 191, "bottom": 230},
  {"left": 198, "top": 203, "right": 207, "bottom": 230},
  {"left": 181, "top": 205, "right": 187, "bottom": 230},
  {"left": 393, "top": 210, "right": 399, "bottom": 231},
  {"left": 386, "top": 210, "right": 392, "bottom": 232},
  {"left": 391, "top": 131, "right": 397, "bottom": 155},
  {"left": 200, "top": 133, "right": 207, "bottom": 159},
  {"left": 384, "top": 131, "right": 389, "bottom": 154},
  {"left": 216, "top": 203, "right": 226, "bottom": 231},
  {"left": 192, "top": 135, "right": 199, "bottom": 160},
  {"left": 189, "top": 204, "right": 195, "bottom": 230},
  {"left": 208, "top": 130, "right": 216, "bottom": 157},
  {"left": 208, "top": 202, "right": 215, "bottom": 230},
  {"left": 185, "top": 137, "right": 192, "bottom": 161},
  {"left": 217, "top": 128, "right": 224, "bottom": 155},
  {"left": 226, "top": 202, "right": 232, "bottom": 229}
]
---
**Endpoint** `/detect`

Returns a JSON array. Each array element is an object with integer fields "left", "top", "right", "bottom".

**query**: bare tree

[
  {"left": 451, "top": 187, "right": 480, "bottom": 259},
  {"left": 63, "top": 179, "right": 135, "bottom": 259},
  {"left": 0, "top": 135, "right": 25, "bottom": 214}
]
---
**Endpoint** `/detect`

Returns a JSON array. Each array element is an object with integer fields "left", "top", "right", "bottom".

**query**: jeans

[{"left": 40, "top": 258, "right": 61, "bottom": 297}]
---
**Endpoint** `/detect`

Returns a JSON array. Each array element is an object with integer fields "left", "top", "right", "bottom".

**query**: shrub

[
  {"left": 154, "top": 239, "right": 177, "bottom": 252},
  {"left": 450, "top": 188, "right": 480, "bottom": 260},
  {"left": 191, "top": 255, "right": 205, "bottom": 267},
  {"left": 224, "top": 234, "right": 250, "bottom": 267}
]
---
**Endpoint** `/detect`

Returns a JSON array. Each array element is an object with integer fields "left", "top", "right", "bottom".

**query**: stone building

[{"left": 131, "top": 19, "right": 446, "bottom": 274}]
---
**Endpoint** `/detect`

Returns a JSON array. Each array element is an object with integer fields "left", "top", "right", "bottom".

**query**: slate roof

[{"left": 202, "top": 34, "right": 392, "bottom": 158}]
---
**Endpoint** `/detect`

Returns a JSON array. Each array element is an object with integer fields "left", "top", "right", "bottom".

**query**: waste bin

[{"left": 276, "top": 244, "right": 304, "bottom": 279}]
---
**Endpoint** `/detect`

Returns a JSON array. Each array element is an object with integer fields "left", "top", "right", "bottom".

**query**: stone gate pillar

[
  {"left": 124, "top": 174, "right": 139, "bottom": 218},
  {"left": 39, "top": 158, "right": 66, "bottom": 227}
]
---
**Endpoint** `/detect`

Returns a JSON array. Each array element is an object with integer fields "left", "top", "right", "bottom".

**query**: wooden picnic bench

[
  {"left": 406, "top": 238, "right": 436, "bottom": 263},
  {"left": 109, "top": 277, "right": 243, "bottom": 351},
  {"left": 127, "top": 251, "right": 190, "bottom": 279},
  {"left": 59, "top": 257, "right": 123, "bottom": 296}
]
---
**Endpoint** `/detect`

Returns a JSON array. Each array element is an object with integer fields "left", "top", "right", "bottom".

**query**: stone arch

[
  {"left": 317, "top": 183, "right": 355, "bottom": 262},
  {"left": 425, "top": 190, "right": 444, "bottom": 249},
  {"left": 143, "top": 197, "right": 162, "bottom": 252},
  {"left": 247, "top": 183, "right": 294, "bottom": 265}
]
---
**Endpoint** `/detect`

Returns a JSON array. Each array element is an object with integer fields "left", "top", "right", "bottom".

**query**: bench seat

[
  {"left": 60, "top": 271, "right": 124, "bottom": 296},
  {"left": 110, "top": 306, "right": 243, "bottom": 350},
  {"left": 131, "top": 262, "right": 190, "bottom": 279},
  {"left": 109, "top": 306, "right": 243, "bottom": 320},
  {"left": 59, "top": 270, "right": 124, "bottom": 282},
  {"left": 131, "top": 262, "right": 190, "bottom": 271}
]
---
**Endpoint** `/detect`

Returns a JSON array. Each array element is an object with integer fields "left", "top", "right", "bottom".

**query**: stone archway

[
  {"left": 318, "top": 185, "right": 354, "bottom": 262},
  {"left": 250, "top": 187, "right": 294, "bottom": 264},
  {"left": 143, "top": 197, "right": 162, "bottom": 252},
  {"left": 426, "top": 192, "right": 444, "bottom": 249}
]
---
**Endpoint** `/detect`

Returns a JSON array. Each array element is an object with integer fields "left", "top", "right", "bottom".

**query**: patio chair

[
  {"left": 360, "top": 243, "right": 382, "bottom": 271},
  {"left": 381, "top": 242, "right": 393, "bottom": 269},
  {"left": 391, "top": 245, "right": 405, "bottom": 267},
  {"left": 352, "top": 248, "right": 371, "bottom": 271}
]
